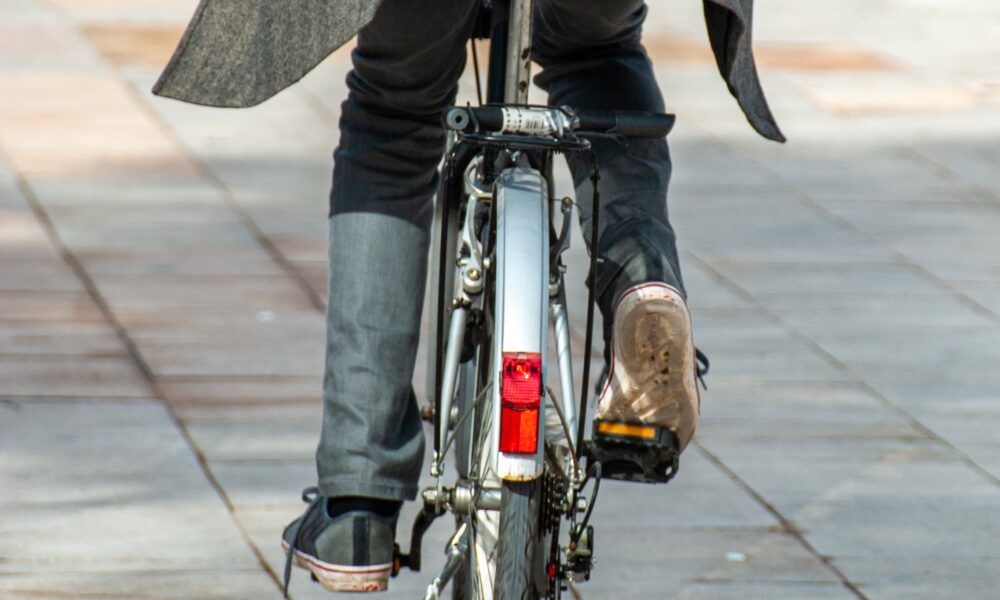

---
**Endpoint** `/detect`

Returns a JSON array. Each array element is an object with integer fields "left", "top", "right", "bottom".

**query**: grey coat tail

[{"left": 153, "top": 0, "right": 784, "bottom": 142}]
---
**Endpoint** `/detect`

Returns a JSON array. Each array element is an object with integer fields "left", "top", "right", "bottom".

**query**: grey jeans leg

[{"left": 317, "top": 0, "right": 480, "bottom": 501}]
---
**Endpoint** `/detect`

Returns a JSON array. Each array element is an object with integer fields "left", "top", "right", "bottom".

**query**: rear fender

[{"left": 490, "top": 167, "right": 549, "bottom": 481}]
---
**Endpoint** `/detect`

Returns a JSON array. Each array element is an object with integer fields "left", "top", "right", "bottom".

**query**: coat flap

[{"left": 153, "top": 0, "right": 380, "bottom": 108}]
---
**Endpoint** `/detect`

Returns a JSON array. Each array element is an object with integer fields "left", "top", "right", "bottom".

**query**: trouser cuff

[{"left": 318, "top": 478, "right": 419, "bottom": 502}]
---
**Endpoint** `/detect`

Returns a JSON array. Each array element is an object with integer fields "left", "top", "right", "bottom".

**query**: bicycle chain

[
  {"left": 542, "top": 470, "right": 567, "bottom": 600},
  {"left": 541, "top": 470, "right": 566, "bottom": 533}
]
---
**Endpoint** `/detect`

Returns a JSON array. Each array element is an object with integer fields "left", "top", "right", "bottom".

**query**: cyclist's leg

[
  {"left": 533, "top": 1, "right": 700, "bottom": 452},
  {"left": 533, "top": 0, "right": 683, "bottom": 312},
  {"left": 317, "top": 0, "right": 480, "bottom": 502}
]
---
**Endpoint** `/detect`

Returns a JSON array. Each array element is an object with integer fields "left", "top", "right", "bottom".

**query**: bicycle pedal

[{"left": 583, "top": 420, "right": 679, "bottom": 484}]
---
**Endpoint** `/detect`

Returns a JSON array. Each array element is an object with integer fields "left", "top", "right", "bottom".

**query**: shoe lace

[
  {"left": 594, "top": 349, "right": 710, "bottom": 396},
  {"left": 283, "top": 486, "right": 321, "bottom": 598},
  {"left": 695, "top": 348, "right": 710, "bottom": 390}
]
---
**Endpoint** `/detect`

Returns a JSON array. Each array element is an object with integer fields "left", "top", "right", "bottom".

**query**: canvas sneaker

[
  {"left": 281, "top": 488, "right": 397, "bottom": 595},
  {"left": 595, "top": 282, "right": 702, "bottom": 453}
]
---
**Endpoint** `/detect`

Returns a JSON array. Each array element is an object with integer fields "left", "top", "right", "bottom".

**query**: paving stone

[
  {"left": 813, "top": 328, "right": 1000, "bottom": 413},
  {"left": 0, "top": 73, "right": 198, "bottom": 179},
  {"left": 0, "top": 355, "right": 149, "bottom": 398},
  {"left": 47, "top": 204, "right": 260, "bottom": 250},
  {"left": 856, "top": 579, "right": 998, "bottom": 599},
  {"left": 0, "top": 14, "right": 103, "bottom": 72},
  {"left": 209, "top": 461, "right": 316, "bottom": 509},
  {"left": 83, "top": 22, "right": 187, "bottom": 68},
  {"left": 907, "top": 259, "right": 1000, "bottom": 287},
  {"left": 796, "top": 498, "right": 1000, "bottom": 558},
  {"left": 669, "top": 140, "right": 781, "bottom": 188},
  {"left": 0, "top": 210, "right": 61, "bottom": 261},
  {"left": 807, "top": 78, "right": 980, "bottom": 116},
  {"left": 950, "top": 281, "right": 1000, "bottom": 316},
  {"left": 700, "top": 434, "right": 952, "bottom": 465},
  {"left": 237, "top": 205, "right": 331, "bottom": 239},
  {"left": 904, "top": 407, "right": 1000, "bottom": 446},
  {"left": 771, "top": 296, "right": 992, "bottom": 335},
  {"left": 713, "top": 263, "right": 946, "bottom": 298},
  {"left": 819, "top": 460, "right": 1000, "bottom": 505},
  {"left": 834, "top": 556, "right": 1000, "bottom": 600},
  {"left": 0, "top": 259, "right": 81, "bottom": 292},
  {"left": 680, "top": 262, "right": 753, "bottom": 311},
  {"left": 682, "top": 208, "right": 897, "bottom": 265},
  {"left": 78, "top": 245, "right": 285, "bottom": 277},
  {"left": 0, "top": 290, "right": 104, "bottom": 323},
  {"left": 184, "top": 420, "right": 321, "bottom": 462},
  {"left": 159, "top": 377, "right": 322, "bottom": 412},
  {"left": 0, "top": 402, "right": 259, "bottom": 571},
  {"left": 293, "top": 259, "right": 329, "bottom": 300},
  {"left": 0, "top": 320, "right": 124, "bottom": 356},
  {"left": 0, "top": 570, "right": 279, "bottom": 600},
  {"left": 45, "top": 0, "right": 197, "bottom": 20},
  {"left": 672, "top": 582, "right": 855, "bottom": 600},
  {"left": 586, "top": 526, "right": 841, "bottom": 587},
  {"left": 914, "top": 141, "right": 1000, "bottom": 199},
  {"left": 260, "top": 235, "right": 328, "bottom": 263},
  {"left": 137, "top": 335, "right": 325, "bottom": 378},
  {"left": 690, "top": 313, "right": 851, "bottom": 383},
  {"left": 0, "top": 400, "right": 207, "bottom": 508},
  {"left": 592, "top": 452, "right": 779, "bottom": 528},
  {"left": 115, "top": 305, "right": 323, "bottom": 335},
  {"left": 702, "top": 381, "right": 894, "bottom": 422},
  {"left": 821, "top": 203, "right": 1000, "bottom": 280},
  {"left": 26, "top": 176, "right": 219, "bottom": 207},
  {"left": 701, "top": 410, "right": 922, "bottom": 444},
  {"left": 93, "top": 274, "right": 316, "bottom": 310}
]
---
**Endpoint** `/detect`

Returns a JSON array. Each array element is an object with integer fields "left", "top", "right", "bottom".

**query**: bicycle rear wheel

[
  {"left": 495, "top": 479, "right": 543, "bottom": 600},
  {"left": 454, "top": 165, "right": 551, "bottom": 600}
]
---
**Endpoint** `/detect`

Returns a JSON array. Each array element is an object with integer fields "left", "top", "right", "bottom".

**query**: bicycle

[{"left": 393, "top": 1, "right": 685, "bottom": 598}]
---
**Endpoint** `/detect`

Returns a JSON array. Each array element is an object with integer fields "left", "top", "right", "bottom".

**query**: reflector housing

[{"left": 499, "top": 352, "right": 542, "bottom": 454}]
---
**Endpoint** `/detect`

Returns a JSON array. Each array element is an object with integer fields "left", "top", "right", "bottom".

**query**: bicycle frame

[
  {"left": 427, "top": 0, "right": 579, "bottom": 473},
  {"left": 414, "top": 2, "right": 600, "bottom": 597}
]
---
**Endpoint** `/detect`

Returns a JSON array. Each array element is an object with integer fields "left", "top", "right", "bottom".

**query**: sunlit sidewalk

[{"left": 2, "top": 1, "right": 1000, "bottom": 598}]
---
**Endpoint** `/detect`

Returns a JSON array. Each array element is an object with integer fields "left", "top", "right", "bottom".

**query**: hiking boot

[
  {"left": 281, "top": 488, "right": 398, "bottom": 595},
  {"left": 596, "top": 282, "right": 700, "bottom": 452}
]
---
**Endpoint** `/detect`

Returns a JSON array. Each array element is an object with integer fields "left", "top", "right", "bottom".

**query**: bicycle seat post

[{"left": 505, "top": 0, "right": 533, "bottom": 104}]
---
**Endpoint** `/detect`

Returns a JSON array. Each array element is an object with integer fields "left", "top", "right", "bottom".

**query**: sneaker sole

[
  {"left": 281, "top": 540, "right": 391, "bottom": 592},
  {"left": 597, "top": 283, "right": 699, "bottom": 452}
]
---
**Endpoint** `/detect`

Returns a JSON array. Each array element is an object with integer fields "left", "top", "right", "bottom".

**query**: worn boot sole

[
  {"left": 282, "top": 540, "right": 391, "bottom": 592},
  {"left": 596, "top": 283, "right": 699, "bottom": 452}
]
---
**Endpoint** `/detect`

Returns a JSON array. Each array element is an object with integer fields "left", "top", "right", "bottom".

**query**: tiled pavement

[{"left": 2, "top": 0, "right": 1000, "bottom": 598}]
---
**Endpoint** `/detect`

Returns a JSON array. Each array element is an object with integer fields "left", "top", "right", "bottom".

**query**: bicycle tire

[
  {"left": 454, "top": 164, "right": 550, "bottom": 599},
  {"left": 453, "top": 181, "right": 499, "bottom": 600},
  {"left": 495, "top": 479, "right": 543, "bottom": 600}
]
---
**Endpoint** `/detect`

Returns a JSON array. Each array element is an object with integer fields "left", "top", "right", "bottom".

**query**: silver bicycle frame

[
  {"left": 423, "top": 1, "right": 584, "bottom": 593},
  {"left": 431, "top": 0, "right": 582, "bottom": 484}
]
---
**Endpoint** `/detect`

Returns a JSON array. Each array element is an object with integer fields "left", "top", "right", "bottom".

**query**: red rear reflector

[{"left": 499, "top": 352, "right": 542, "bottom": 454}]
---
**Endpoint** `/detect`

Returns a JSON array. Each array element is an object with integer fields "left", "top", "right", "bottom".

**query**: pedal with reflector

[{"left": 583, "top": 419, "right": 679, "bottom": 484}]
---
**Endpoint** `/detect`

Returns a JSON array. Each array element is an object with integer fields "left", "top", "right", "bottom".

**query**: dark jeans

[{"left": 318, "top": 0, "right": 684, "bottom": 501}]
